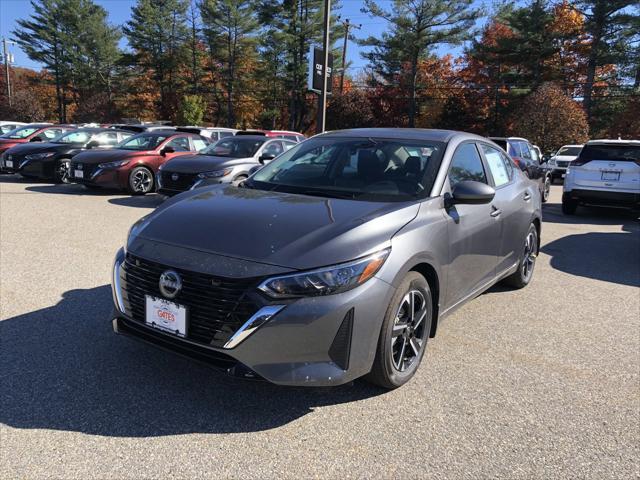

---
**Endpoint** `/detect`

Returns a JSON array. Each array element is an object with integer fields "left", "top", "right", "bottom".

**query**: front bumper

[
  {"left": 69, "top": 164, "right": 125, "bottom": 189},
  {"left": 111, "top": 249, "right": 395, "bottom": 386}
]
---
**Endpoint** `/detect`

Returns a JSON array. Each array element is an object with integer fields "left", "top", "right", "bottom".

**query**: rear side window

[
  {"left": 518, "top": 142, "right": 532, "bottom": 159},
  {"left": 481, "top": 144, "right": 511, "bottom": 187},
  {"left": 449, "top": 143, "right": 487, "bottom": 188},
  {"left": 579, "top": 145, "right": 640, "bottom": 162},
  {"left": 167, "top": 136, "right": 191, "bottom": 151},
  {"left": 507, "top": 141, "right": 520, "bottom": 157}
]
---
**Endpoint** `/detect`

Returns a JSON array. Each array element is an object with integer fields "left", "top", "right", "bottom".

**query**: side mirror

[
  {"left": 30, "top": 135, "right": 44, "bottom": 142},
  {"left": 160, "top": 146, "right": 175, "bottom": 156},
  {"left": 258, "top": 154, "right": 275, "bottom": 164},
  {"left": 86, "top": 140, "right": 100, "bottom": 149},
  {"left": 448, "top": 181, "right": 495, "bottom": 206}
]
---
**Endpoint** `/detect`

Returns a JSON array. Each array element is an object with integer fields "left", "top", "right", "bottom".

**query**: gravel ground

[{"left": 1, "top": 178, "right": 639, "bottom": 479}]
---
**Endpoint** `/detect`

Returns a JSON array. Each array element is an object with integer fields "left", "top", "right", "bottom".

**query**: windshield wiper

[{"left": 300, "top": 189, "right": 361, "bottom": 200}]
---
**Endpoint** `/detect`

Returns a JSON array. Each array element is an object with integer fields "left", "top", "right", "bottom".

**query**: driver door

[{"left": 443, "top": 142, "right": 501, "bottom": 309}]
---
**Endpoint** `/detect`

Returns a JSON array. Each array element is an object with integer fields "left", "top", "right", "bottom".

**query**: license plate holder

[
  {"left": 145, "top": 295, "right": 187, "bottom": 337},
  {"left": 601, "top": 171, "right": 620, "bottom": 181}
]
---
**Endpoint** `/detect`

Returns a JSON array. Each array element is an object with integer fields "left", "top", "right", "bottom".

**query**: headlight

[
  {"left": 99, "top": 159, "right": 130, "bottom": 169},
  {"left": 197, "top": 168, "right": 233, "bottom": 179},
  {"left": 25, "top": 152, "right": 55, "bottom": 160},
  {"left": 258, "top": 248, "right": 390, "bottom": 298}
]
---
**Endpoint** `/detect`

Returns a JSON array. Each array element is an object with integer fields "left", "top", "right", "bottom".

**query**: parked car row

[{"left": 0, "top": 122, "right": 306, "bottom": 194}]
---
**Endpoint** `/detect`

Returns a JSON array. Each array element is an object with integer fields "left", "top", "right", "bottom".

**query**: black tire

[
  {"left": 53, "top": 159, "right": 71, "bottom": 184},
  {"left": 541, "top": 175, "right": 551, "bottom": 203},
  {"left": 562, "top": 195, "right": 578, "bottom": 215},
  {"left": 366, "top": 272, "right": 432, "bottom": 389},
  {"left": 128, "top": 166, "right": 154, "bottom": 195},
  {"left": 503, "top": 223, "right": 538, "bottom": 289}
]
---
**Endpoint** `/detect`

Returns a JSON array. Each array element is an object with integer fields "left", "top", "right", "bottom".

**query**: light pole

[
  {"left": 318, "top": 0, "right": 331, "bottom": 134},
  {"left": 339, "top": 19, "right": 361, "bottom": 94},
  {"left": 2, "top": 38, "right": 14, "bottom": 107}
]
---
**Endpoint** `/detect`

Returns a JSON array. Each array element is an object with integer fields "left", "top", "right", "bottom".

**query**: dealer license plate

[
  {"left": 145, "top": 295, "right": 187, "bottom": 337},
  {"left": 74, "top": 170, "right": 84, "bottom": 178},
  {"left": 601, "top": 171, "right": 620, "bottom": 181},
  {"left": 5, "top": 160, "right": 13, "bottom": 168}
]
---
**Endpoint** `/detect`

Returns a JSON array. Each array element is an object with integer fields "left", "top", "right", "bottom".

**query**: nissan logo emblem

[
  {"left": 159, "top": 270, "right": 182, "bottom": 299},
  {"left": 171, "top": 173, "right": 179, "bottom": 181}
]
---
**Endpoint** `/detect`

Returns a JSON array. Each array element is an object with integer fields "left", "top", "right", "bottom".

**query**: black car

[
  {"left": 2, "top": 128, "right": 133, "bottom": 183},
  {"left": 489, "top": 136, "right": 551, "bottom": 202}
]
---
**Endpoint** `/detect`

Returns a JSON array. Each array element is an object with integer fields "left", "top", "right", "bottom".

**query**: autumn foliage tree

[{"left": 512, "top": 83, "right": 589, "bottom": 153}]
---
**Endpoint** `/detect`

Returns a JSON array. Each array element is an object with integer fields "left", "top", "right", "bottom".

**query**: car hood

[
  {"left": 130, "top": 185, "right": 420, "bottom": 270},
  {"left": 162, "top": 154, "right": 253, "bottom": 173},
  {"left": 73, "top": 149, "right": 154, "bottom": 164},
  {"left": 3, "top": 142, "right": 60, "bottom": 156}
]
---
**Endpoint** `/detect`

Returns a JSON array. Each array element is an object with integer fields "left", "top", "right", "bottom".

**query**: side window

[
  {"left": 530, "top": 146, "right": 540, "bottom": 163},
  {"left": 508, "top": 141, "right": 521, "bottom": 158},
  {"left": 262, "top": 141, "right": 284, "bottom": 157},
  {"left": 519, "top": 141, "right": 532, "bottom": 160},
  {"left": 95, "top": 132, "right": 119, "bottom": 146},
  {"left": 42, "top": 128, "right": 62, "bottom": 139},
  {"left": 166, "top": 136, "right": 191, "bottom": 151},
  {"left": 118, "top": 132, "right": 133, "bottom": 142},
  {"left": 192, "top": 138, "right": 208, "bottom": 151},
  {"left": 481, "top": 144, "right": 511, "bottom": 187},
  {"left": 283, "top": 141, "right": 296, "bottom": 151},
  {"left": 220, "top": 131, "right": 234, "bottom": 138},
  {"left": 448, "top": 143, "right": 487, "bottom": 188},
  {"left": 500, "top": 152, "right": 515, "bottom": 179}
]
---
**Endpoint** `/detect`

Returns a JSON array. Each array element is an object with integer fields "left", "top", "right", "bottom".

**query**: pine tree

[
  {"left": 124, "top": 0, "right": 189, "bottom": 120},
  {"left": 360, "top": 0, "right": 479, "bottom": 128}
]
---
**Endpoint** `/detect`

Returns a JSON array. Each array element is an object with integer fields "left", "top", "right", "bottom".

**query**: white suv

[{"left": 562, "top": 139, "right": 640, "bottom": 214}]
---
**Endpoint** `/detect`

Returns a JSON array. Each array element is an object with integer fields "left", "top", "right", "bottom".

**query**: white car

[
  {"left": 562, "top": 139, "right": 640, "bottom": 214},
  {"left": 0, "top": 121, "right": 26, "bottom": 135},
  {"left": 547, "top": 144, "right": 583, "bottom": 183}
]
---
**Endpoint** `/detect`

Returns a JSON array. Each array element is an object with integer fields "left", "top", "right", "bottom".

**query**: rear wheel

[
  {"left": 366, "top": 272, "right": 432, "bottom": 389},
  {"left": 54, "top": 159, "right": 70, "bottom": 184},
  {"left": 562, "top": 194, "right": 578, "bottom": 215},
  {"left": 128, "top": 166, "right": 154, "bottom": 195},
  {"left": 503, "top": 223, "right": 538, "bottom": 289}
]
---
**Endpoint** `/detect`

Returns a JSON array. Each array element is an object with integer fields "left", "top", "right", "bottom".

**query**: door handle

[
  {"left": 490, "top": 206, "right": 502, "bottom": 217},
  {"left": 523, "top": 192, "right": 531, "bottom": 201}
]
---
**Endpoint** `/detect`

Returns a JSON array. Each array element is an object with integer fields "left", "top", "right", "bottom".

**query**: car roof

[
  {"left": 488, "top": 136, "right": 529, "bottom": 142},
  {"left": 586, "top": 139, "right": 640, "bottom": 145},
  {"left": 222, "top": 135, "right": 269, "bottom": 141},
  {"left": 317, "top": 128, "right": 484, "bottom": 143}
]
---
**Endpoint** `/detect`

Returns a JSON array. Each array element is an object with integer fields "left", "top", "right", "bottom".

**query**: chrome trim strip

[
  {"left": 112, "top": 252, "right": 126, "bottom": 313},
  {"left": 223, "top": 305, "right": 285, "bottom": 349}
]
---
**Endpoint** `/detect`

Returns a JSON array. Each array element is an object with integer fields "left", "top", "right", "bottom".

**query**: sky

[{"left": 0, "top": 0, "right": 492, "bottom": 73}]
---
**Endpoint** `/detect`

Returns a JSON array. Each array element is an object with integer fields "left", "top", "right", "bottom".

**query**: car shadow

[
  {"left": 542, "top": 202, "right": 639, "bottom": 233},
  {"left": 25, "top": 183, "right": 122, "bottom": 196},
  {"left": 0, "top": 285, "right": 384, "bottom": 437},
  {"left": 108, "top": 195, "right": 165, "bottom": 209}
]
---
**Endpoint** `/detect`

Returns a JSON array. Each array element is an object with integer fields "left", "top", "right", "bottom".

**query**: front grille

[
  {"left": 160, "top": 171, "right": 198, "bottom": 192},
  {"left": 71, "top": 162, "right": 99, "bottom": 180},
  {"left": 557, "top": 160, "right": 570, "bottom": 167},
  {"left": 120, "top": 254, "right": 261, "bottom": 348}
]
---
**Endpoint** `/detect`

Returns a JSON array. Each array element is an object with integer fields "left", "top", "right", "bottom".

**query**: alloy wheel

[
  {"left": 391, "top": 290, "right": 428, "bottom": 372},
  {"left": 543, "top": 177, "right": 551, "bottom": 201},
  {"left": 132, "top": 169, "right": 152, "bottom": 193},
  {"left": 522, "top": 230, "right": 538, "bottom": 280},
  {"left": 57, "top": 161, "right": 70, "bottom": 183}
]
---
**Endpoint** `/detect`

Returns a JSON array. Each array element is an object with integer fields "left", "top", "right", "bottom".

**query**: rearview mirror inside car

[{"left": 449, "top": 181, "right": 495, "bottom": 206}]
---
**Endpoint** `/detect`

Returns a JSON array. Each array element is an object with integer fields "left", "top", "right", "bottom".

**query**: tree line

[{"left": 1, "top": 0, "right": 638, "bottom": 149}]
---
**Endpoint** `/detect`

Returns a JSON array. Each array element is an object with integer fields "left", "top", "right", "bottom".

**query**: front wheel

[
  {"left": 542, "top": 175, "right": 551, "bottom": 203},
  {"left": 128, "top": 166, "right": 154, "bottom": 195},
  {"left": 231, "top": 174, "right": 248, "bottom": 187},
  {"left": 366, "top": 272, "right": 432, "bottom": 389},
  {"left": 503, "top": 223, "right": 538, "bottom": 289},
  {"left": 54, "top": 159, "right": 70, "bottom": 184}
]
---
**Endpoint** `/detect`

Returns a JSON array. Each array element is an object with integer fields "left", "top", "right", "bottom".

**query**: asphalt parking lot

[{"left": 1, "top": 177, "right": 638, "bottom": 479}]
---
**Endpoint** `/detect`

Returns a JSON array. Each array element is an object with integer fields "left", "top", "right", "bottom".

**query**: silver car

[
  {"left": 112, "top": 129, "right": 541, "bottom": 389},
  {"left": 157, "top": 135, "right": 296, "bottom": 195}
]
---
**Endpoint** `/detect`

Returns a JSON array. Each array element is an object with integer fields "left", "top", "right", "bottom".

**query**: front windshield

[
  {"left": 556, "top": 146, "right": 582, "bottom": 156},
  {"left": 249, "top": 137, "right": 445, "bottom": 201},
  {"left": 117, "top": 133, "right": 168, "bottom": 151},
  {"left": 54, "top": 130, "right": 92, "bottom": 144},
  {"left": 201, "top": 137, "right": 265, "bottom": 158},
  {"left": 1, "top": 126, "right": 40, "bottom": 139}
]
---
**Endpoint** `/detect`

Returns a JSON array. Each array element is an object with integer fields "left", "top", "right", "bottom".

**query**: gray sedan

[
  {"left": 157, "top": 135, "right": 297, "bottom": 195},
  {"left": 112, "top": 128, "right": 541, "bottom": 389}
]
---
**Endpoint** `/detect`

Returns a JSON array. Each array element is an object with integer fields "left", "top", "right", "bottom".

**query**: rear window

[
  {"left": 579, "top": 145, "right": 640, "bottom": 162},
  {"left": 557, "top": 146, "right": 582, "bottom": 156}
]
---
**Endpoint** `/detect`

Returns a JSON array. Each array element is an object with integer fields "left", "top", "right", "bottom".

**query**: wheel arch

[{"left": 408, "top": 262, "right": 440, "bottom": 338}]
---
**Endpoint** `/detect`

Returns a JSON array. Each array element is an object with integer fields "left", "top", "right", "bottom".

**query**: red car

[
  {"left": 265, "top": 130, "right": 306, "bottom": 142},
  {"left": 0, "top": 124, "right": 75, "bottom": 156},
  {"left": 67, "top": 130, "right": 209, "bottom": 194}
]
